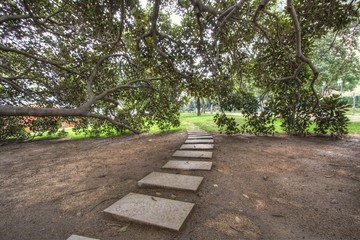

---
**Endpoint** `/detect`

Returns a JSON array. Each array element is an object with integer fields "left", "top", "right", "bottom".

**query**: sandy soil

[{"left": 0, "top": 132, "right": 359, "bottom": 240}]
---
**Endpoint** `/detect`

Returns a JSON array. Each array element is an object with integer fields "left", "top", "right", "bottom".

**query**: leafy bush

[
  {"left": 29, "top": 117, "right": 61, "bottom": 137},
  {"left": 215, "top": 91, "right": 275, "bottom": 135},
  {"left": 214, "top": 90, "right": 349, "bottom": 137},
  {"left": 241, "top": 110, "right": 275, "bottom": 135},
  {"left": 213, "top": 113, "right": 239, "bottom": 134},
  {"left": 1, "top": 116, "right": 66, "bottom": 142},
  {"left": 0, "top": 117, "right": 30, "bottom": 141},
  {"left": 314, "top": 95, "right": 349, "bottom": 137}
]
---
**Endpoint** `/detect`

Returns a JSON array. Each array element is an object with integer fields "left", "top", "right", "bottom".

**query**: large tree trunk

[
  {"left": 0, "top": 105, "right": 141, "bottom": 134},
  {"left": 0, "top": 105, "right": 84, "bottom": 116}
]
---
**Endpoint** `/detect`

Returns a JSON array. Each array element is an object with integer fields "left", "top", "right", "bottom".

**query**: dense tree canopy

[
  {"left": 313, "top": 26, "right": 359, "bottom": 94},
  {"left": 0, "top": 0, "right": 359, "bottom": 139}
]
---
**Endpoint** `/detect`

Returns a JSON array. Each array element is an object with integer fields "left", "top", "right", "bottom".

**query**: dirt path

[{"left": 0, "top": 132, "right": 359, "bottom": 240}]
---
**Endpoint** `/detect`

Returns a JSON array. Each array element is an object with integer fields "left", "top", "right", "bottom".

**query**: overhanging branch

[
  {"left": 0, "top": 45, "right": 80, "bottom": 75},
  {"left": 286, "top": 0, "right": 319, "bottom": 105},
  {"left": 216, "top": 0, "right": 246, "bottom": 33},
  {"left": 253, "top": 0, "right": 273, "bottom": 45}
]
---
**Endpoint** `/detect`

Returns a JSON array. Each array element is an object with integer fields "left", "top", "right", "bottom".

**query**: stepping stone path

[
  {"left": 67, "top": 235, "right": 99, "bottom": 240},
  {"left": 185, "top": 139, "right": 214, "bottom": 144},
  {"left": 187, "top": 133, "right": 212, "bottom": 136},
  {"left": 172, "top": 150, "right": 213, "bottom": 159},
  {"left": 103, "top": 193, "right": 194, "bottom": 231},
  {"left": 138, "top": 172, "right": 203, "bottom": 191},
  {"left": 162, "top": 160, "right": 212, "bottom": 170},
  {"left": 180, "top": 144, "right": 214, "bottom": 150},
  {"left": 187, "top": 135, "right": 213, "bottom": 139},
  {"left": 66, "top": 124, "right": 216, "bottom": 237}
]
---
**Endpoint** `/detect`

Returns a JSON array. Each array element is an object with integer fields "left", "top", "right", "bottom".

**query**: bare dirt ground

[{"left": 0, "top": 132, "right": 359, "bottom": 240}]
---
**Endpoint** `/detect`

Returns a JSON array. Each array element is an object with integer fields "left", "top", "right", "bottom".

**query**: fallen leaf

[
  {"left": 235, "top": 216, "right": 241, "bottom": 223},
  {"left": 118, "top": 223, "right": 130, "bottom": 232},
  {"left": 213, "top": 184, "right": 218, "bottom": 187},
  {"left": 242, "top": 194, "right": 249, "bottom": 199},
  {"left": 171, "top": 194, "right": 176, "bottom": 199},
  {"left": 155, "top": 192, "right": 162, "bottom": 196}
]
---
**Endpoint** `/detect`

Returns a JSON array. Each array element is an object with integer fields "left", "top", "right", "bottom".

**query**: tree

[
  {"left": 0, "top": 0, "right": 358, "bottom": 139},
  {"left": 0, "top": 0, "right": 185, "bottom": 136},
  {"left": 312, "top": 27, "right": 360, "bottom": 95}
]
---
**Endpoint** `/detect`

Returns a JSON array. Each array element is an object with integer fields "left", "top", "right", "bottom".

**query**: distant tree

[{"left": 313, "top": 26, "right": 360, "bottom": 95}]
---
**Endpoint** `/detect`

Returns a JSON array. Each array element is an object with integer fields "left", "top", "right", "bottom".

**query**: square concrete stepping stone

[
  {"left": 103, "top": 193, "right": 194, "bottom": 231},
  {"left": 187, "top": 131, "right": 207, "bottom": 134},
  {"left": 185, "top": 139, "right": 214, "bottom": 144},
  {"left": 188, "top": 134, "right": 212, "bottom": 138},
  {"left": 172, "top": 150, "right": 212, "bottom": 159},
  {"left": 138, "top": 172, "right": 203, "bottom": 191},
  {"left": 188, "top": 133, "right": 211, "bottom": 135},
  {"left": 187, "top": 135, "right": 213, "bottom": 139},
  {"left": 162, "top": 160, "right": 212, "bottom": 170},
  {"left": 67, "top": 235, "right": 99, "bottom": 240},
  {"left": 188, "top": 132, "right": 210, "bottom": 135},
  {"left": 180, "top": 144, "right": 214, "bottom": 150}
]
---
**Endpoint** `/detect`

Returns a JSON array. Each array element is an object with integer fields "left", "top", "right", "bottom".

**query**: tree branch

[
  {"left": 0, "top": 14, "right": 32, "bottom": 24},
  {"left": 276, "top": 63, "right": 305, "bottom": 82},
  {"left": 93, "top": 77, "right": 162, "bottom": 101},
  {"left": 286, "top": 0, "right": 319, "bottom": 105},
  {"left": 263, "top": 9, "right": 282, "bottom": 44},
  {"left": 0, "top": 74, "right": 163, "bottom": 134},
  {"left": 0, "top": 105, "right": 85, "bottom": 117},
  {"left": 0, "top": 45, "right": 80, "bottom": 75},
  {"left": 137, "top": 0, "right": 190, "bottom": 78},
  {"left": 190, "top": 0, "right": 219, "bottom": 16},
  {"left": 98, "top": 0, "right": 125, "bottom": 46},
  {"left": 0, "top": 104, "right": 142, "bottom": 134},
  {"left": 22, "top": 0, "right": 46, "bottom": 30},
  {"left": 86, "top": 53, "right": 125, "bottom": 97},
  {"left": 85, "top": 113, "right": 141, "bottom": 134},
  {"left": 0, "top": 62, "right": 36, "bottom": 92},
  {"left": 253, "top": 0, "right": 273, "bottom": 45},
  {"left": 216, "top": 0, "right": 246, "bottom": 32},
  {"left": 0, "top": 76, "right": 24, "bottom": 92}
]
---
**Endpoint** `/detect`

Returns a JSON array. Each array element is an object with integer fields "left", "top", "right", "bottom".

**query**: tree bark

[
  {"left": 202, "top": 98, "right": 206, "bottom": 113},
  {"left": 196, "top": 97, "right": 201, "bottom": 116},
  {"left": 0, "top": 105, "right": 141, "bottom": 134}
]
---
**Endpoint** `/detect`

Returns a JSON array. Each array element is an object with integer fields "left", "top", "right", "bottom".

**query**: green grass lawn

[
  {"left": 180, "top": 113, "right": 360, "bottom": 134},
  {"left": 34, "top": 127, "right": 128, "bottom": 140},
  {"left": 346, "top": 121, "right": 360, "bottom": 133},
  {"left": 34, "top": 122, "right": 186, "bottom": 141},
  {"left": 180, "top": 113, "right": 283, "bottom": 133},
  {"left": 33, "top": 112, "right": 360, "bottom": 141},
  {"left": 345, "top": 108, "right": 360, "bottom": 115}
]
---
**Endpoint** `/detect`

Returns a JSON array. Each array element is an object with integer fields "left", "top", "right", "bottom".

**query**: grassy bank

[
  {"left": 32, "top": 112, "right": 360, "bottom": 141},
  {"left": 180, "top": 113, "right": 360, "bottom": 134}
]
